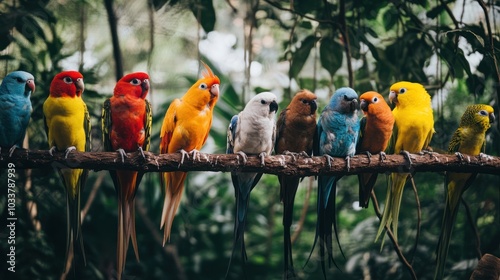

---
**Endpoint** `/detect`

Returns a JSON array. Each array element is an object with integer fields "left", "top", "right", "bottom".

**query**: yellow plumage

[
  {"left": 43, "top": 70, "right": 91, "bottom": 273},
  {"left": 44, "top": 96, "right": 89, "bottom": 197},
  {"left": 376, "top": 81, "right": 434, "bottom": 243}
]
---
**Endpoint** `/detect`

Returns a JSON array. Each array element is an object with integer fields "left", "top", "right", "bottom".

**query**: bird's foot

[
  {"left": 420, "top": 149, "right": 439, "bottom": 162},
  {"left": 283, "top": 150, "right": 296, "bottom": 162},
  {"left": 64, "top": 146, "right": 77, "bottom": 159},
  {"left": 8, "top": 146, "right": 17, "bottom": 157},
  {"left": 478, "top": 152, "right": 491, "bottom": 162},
  {"left": 278, "top": 155, "right": 286, "bottom": 166},
  {"left": 236, "top": 151, "right": 248, "bottom": 165},
  {"left": 379, "top": 152, "right": 387, "bottom": 162},
  {"left": 400, "top": 150, "right": 413, "bottom": 168},
  {"left": 455, "top": 152, "right": 465, "bottom": 163},
  {"left": 137, "top": 147, "right": 146, "bottom": 160},
  {"left": 116, "top": 149, "right": 128, "bottom": 163},
  {"left": 299, "top": 151, "right": 310, "bottom": 158},
  {"left": 189, "top": 149, "right": 208, "bottom": 162},
  {"left": 323, "top": 154, "right": 333, "bottom": 168},
  {"left": 364, "top": 151, "right": 372, "bottom": 164},
  {"left": 345, "top": 155, "right": 351, "bottom": 171},
  {"left": 48, "top": 146, "right": 57, "bottom": 156},
  {"left": 178, "top": 149, "right": 190, "bottom": 167},
  {"left": 258, "top": 152, "right": 267, "bottom": 166}
]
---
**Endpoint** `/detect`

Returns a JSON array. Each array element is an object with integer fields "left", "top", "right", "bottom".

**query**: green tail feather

[{"left": 376, "top": 173, "right": 408, "bottom": 244}]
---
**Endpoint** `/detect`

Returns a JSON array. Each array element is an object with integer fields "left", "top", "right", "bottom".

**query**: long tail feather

[
  {"left": 435, "top": 180, "right": 464, "bottom": 280},
  {"left": 62, "top": 168, "right": 86, "bottom": 274},
  {"left": 376, "top": 173, "right": 407, "bottom": 243},
  {"left": 358, "top": 173, "right": 378, "bottom": 208},
  {"left": 281, "top": 176, "right": 300, "bottom": 279},
  {"left": 161, "top": 171, "right": 187, "bottom": 245}
]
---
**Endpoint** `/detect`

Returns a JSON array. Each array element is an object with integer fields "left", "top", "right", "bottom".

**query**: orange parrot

[
  {"left": 159, "top": 62, "right": 220, "bottom": 244},
  {"left": 102, "top": 72, "right": 151, "bottom": 279},
  {"left": 356, "top": 91, "right": 394, "bottom": 208}
]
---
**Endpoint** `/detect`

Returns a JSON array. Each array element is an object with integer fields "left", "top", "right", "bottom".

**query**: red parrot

[
  {"left": 275, "top": 89, "right": 317, "bottom": 278},
  {"left": 102, "top": 72, "right": 152, "bottom": 279},
  {"left": 356, "top": 91, "right": 394, "bottom": 208},
  {"left": 159, "top": 62, "right": 220, "bottom": 244}
]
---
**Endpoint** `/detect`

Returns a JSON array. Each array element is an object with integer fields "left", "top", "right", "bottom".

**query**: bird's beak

[
  {"left": 350, "top": 98, "right": 359, "bottom": 112},
  {"left": 26, "top": 79, "right": 35, "bottom": 95},
  {"left": 489, "top": 112, "right": 496, "bottom": 124},
  {"left": 360, "top": 99, "right": 368, "bottom": 112},
  {"left": 142, "top": 79, "right": 150, "bottom": 97},
  {"left": 210, "top": 84, "right": 219, "bottom": 99},
  {"left": 270, "top": 100, "right": 278, "bottom": 113},
  {"left": 75, "top": 78, "right": 85, "bottom": 97},
  {"left": 389, "top": 90, "right": 398, "bottom": 104},
  {"left": 310, "top": 99, "right": 317, "bottom": 115}
]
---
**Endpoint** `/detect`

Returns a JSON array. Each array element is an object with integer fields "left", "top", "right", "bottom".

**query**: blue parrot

[
  {"left": 308, "top": 87, "right": 360, "bottom": 277},
  {"left": 226, "top": 91, "right": 278, "bottom": 276},
  {"left": 0, "top": 71, "right": 35, "bottom": 157}
]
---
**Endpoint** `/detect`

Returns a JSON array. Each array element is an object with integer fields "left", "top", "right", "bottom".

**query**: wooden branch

[{"left": 1, "top": 150, "right": 500, "bottom": 176}]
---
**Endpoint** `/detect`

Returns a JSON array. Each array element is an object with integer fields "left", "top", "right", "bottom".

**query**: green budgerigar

[{"left": 434, "top": 104, "right": 495, "bottom": 280}]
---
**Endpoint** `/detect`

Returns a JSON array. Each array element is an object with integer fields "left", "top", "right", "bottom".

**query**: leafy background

[{"left": 0, "top": 0, "right": 499, "bottom": 279}]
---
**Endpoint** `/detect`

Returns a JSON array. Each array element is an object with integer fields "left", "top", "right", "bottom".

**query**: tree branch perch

[{"left": 1, "top": 150, "right": 499, "bottom": 176}]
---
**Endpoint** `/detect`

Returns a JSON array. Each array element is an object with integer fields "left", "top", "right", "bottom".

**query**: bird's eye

[
  {"left": 63, "top": 77, "right": 73, "bottom": 84},
  {"left": 343, "top": 95, "right": 349, "bottom": 100},
  {"left": 15, "top": 77, "right": 23, "bottom": 83},
  {"left": 399, "top": 88, "right": 407, "bottom": 94},
  {"left": 130, "top": 78, "right": 141, "bottom": 85},
  {"left": 301, "top": 99, "right": 308, "bottom": 104},
  {"left": 372, "top": 97, "right": 379, "bottom": 103},
  {"left": 199, "top": 83, "right": 207, "bottom": 89},
  {"left": 479, "top": 110, "right": 488, "bottom": 116},
  {"left": 261, "top": 99, "right": 266, "bottom": 104}
]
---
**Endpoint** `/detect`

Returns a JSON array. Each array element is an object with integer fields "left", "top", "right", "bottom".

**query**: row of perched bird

[{"left": 0, "top": 64, "right": 494, "bottom": 280}]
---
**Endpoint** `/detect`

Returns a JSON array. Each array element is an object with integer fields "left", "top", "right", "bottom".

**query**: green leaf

[
  {"left": 190, "top": 0, "right": 216, "bottom": 33},
  {"left": 290, "top": 35, "right": 317, "bottom": 79},
  {"left": 320, "top": 36, "right": 343, "bottom": 77},
  {"left": 383, "top": 6, "right": 399, "bottom": 31},
  {"left": 466, "top": 74, "right": 485, "bottom": 96}
]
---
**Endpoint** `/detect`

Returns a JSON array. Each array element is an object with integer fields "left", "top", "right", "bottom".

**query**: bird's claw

[
  {"left": 400, "top": 150, "right": 413, "bottom": 168},
  {"left": 8, "top": 146, "right": 17, "bottom": 157},
  {"left": 323, "top": 154, "right": 333, "bottom": 168},
  {"left": 420, "top": 149, "right": 439, "bottom": 162},
  {"left": 236, "top": 151, "right": 248, "bottom": 165},
  {"left": 345, "top": 156, "right": 351, "bottom": 171},
  {"left": 299, "top": 151, "right": 310, "bottom": 157},
  {"left": 379, "top": 152, "right": 387, "bottom": 162},
  {"left": 49, "top": 146, "right": 57, "bottom": 156},
  {"left": 64, "top": 146, "right": 77, "bottom": 159},
  {"left": 117, "top": 148, "right": 128, "bottom": 163},
  {"left": 178, "top": 149, "right": 189, "bottom": 167},
  {"left": 478, "top": 152, "right": 490, "bottom": 162},
  {"left": 137, "top": 147, "right": 146, "bottom": 160},
  {"left": 283, "top": 150, "right": 296, "bottom": 162},
  {"left": 258, "top": 152, "right": 267, "bottom": 166},
  {"left": 364, "top": 151, "right": 372, "bottom": 164},
  {"left": 455, "top": 152, "right": 465, "bottom": 162}
]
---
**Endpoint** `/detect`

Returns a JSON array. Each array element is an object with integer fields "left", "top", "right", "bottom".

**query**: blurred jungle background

[{"left": 0, "top": 0, "right": 499, "bottom": 279}]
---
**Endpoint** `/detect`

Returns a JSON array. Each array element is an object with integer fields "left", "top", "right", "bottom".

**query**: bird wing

[{"left": 226, "top": 114, "right": 239, "bottom": 154}]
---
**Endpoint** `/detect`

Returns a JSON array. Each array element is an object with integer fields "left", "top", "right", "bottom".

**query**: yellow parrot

[
  {"left": 376, "top": 81, "right": 434, "bottom": 243},
  {"left": 43, "top": 70, "right": 91, "bottom": 272},
  {"left": 434, "top": 104, "right": 495, "bottom": 280}
]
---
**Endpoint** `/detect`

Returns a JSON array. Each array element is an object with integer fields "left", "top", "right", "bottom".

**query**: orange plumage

[
  {"left": 159, "top": 62, "right": 220, "bottom": 244},
  {"left": 356, "top": 91, "right": 394, "bottom": 208}
]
